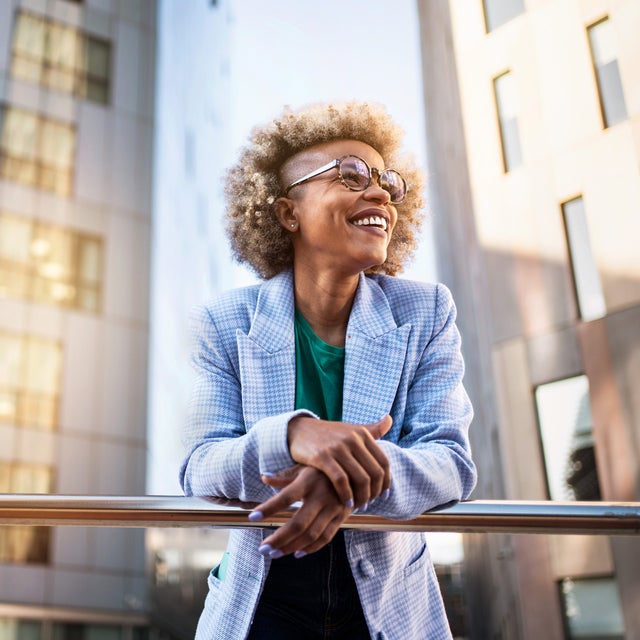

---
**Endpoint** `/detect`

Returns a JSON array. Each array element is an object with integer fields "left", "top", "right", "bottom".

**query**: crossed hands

[{"left": 248, "top": 415, "right": 392, "bottom": 559}]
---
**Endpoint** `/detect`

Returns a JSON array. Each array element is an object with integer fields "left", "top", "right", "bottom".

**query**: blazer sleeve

[
  {"left": 179, "top": 303, "right": 310, "bottom": 502},
  {"left": 370, "top": 284, "right": 477, "bottom": 519}
]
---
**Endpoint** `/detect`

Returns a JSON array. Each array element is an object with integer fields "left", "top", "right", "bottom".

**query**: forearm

[
  {"left": 363, "top": 439, "right": 476, "bottom": 519},
  {"left": 180, "top": 409, "right": 314, "bottom": 501}
]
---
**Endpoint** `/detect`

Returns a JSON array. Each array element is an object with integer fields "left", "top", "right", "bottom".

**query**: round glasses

[{"left": 285, "top": 154, "right": 407, "bottom": 204}]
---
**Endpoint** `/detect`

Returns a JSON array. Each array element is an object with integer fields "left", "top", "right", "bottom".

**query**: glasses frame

[{"left": 284, "top": 154, "right": 407, "bottom": 204}]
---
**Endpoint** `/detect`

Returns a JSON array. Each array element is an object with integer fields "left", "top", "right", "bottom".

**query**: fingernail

[
  {"left": 381, "top": 489, "right": 390, "bottom": 500},
  {"left": 269, "top": 549, "right": 284, "bottom": 559},
  {"left": 258, "top": 544, "right": 273, "bottom": 556},
  {"left": 294, "top": 550, "right": 307, "bottom": 559},
  {"left": 248, "top": 510, "right": 264, "bottom": 522},
  {"left": 345, "top": 498, "right": 354, "bottom": 509},
  {"left": 261, "top": 471, "right": 276, "bottom": 477},
  {"left": 361, "top": 502, "right": 369, "bottom": 511}
]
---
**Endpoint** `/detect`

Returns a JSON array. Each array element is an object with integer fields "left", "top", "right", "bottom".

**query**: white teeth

[{"left": 353, "top": 216, "right": 387, "bottom": 230}]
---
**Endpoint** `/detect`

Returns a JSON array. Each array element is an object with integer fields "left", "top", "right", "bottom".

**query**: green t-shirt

[{"left": 294, "top": 308, "right": 345, "bottom": 422}]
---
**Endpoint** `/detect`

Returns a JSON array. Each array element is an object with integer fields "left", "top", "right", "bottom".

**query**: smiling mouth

[{"left": 351, "top": 215, "right": 388, "bottom": 232}]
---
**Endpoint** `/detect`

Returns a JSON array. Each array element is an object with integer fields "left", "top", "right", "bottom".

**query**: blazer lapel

[
  {"left": 342, "top": 274, "right": 410, "bottom": 430},
  {"left": 236, "top": 271, "right": 297, "bottom": 428},
  {"left": 236, "top": 271, "right": 410, "bottom": 432}
]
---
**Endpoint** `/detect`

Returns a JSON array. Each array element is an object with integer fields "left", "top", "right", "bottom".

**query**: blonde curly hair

[{"left": 224, "top": 101, "right": 425, "bottom": 279}]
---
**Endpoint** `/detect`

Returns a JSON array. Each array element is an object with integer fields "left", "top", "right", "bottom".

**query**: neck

[{"left": 292, "top": 263, "right": 360, "bottom": 347}]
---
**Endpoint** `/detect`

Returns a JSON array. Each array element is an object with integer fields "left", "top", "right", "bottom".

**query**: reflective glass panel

[
  {"left": 560, "top": 577, "right": 625, "bottom": 639},
  {"left": 494, "top": 72, "right": 523, "bottom": 171},
  {"left": 483, "top": 0, "right": 525, "bottom": 31},
  {"left": 588, "top": 19, "right": 628, "bottom": 127},
  {"left": 0, "top": 463, "right": 53, "bottom": 563},
  {"left": 10, "top": 11, "right": 111, "bottom": 104},
  {"left": 0, "top": 212, "right": 103, "bottom": 311},
  {"left": 535, "top": 375, "right": 601, "bottom": 501},
  {"left": 562, "top": 197, "right": 606, "bottom": 321}
]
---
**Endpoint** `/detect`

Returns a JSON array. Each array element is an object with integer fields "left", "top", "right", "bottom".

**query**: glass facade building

[{"left": 0, "top": 0, "right": 156, "bottom": 636}]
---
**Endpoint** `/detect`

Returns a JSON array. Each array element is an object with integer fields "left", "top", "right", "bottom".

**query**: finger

[
  {"left": 338, "top": 434, "right": 390, "bottom": 505},
  {"left": 297, "top": 511, "right": 346, "bottom": 556},
  {"left": 262, "top": 503, "right": 341, "bottom": 556},
  {"left": 307, "top": 456, "right": 353, "bottom": 508},
  {"left": 250, "top": 483, "right": 302, "bottom": 522},
  {"left": 359, "top": 435, "right": 392, "bottom": 494},
  {"left": 260, "top": 502, "right": 324, "bottom": 554},
  {"left": 362, "top": 414, "right": 393, "bottom": 439}
]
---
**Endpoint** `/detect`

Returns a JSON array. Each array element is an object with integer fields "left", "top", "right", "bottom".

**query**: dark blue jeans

[{"left": 247, "top": 532, "right": 370, "bottom": 639}]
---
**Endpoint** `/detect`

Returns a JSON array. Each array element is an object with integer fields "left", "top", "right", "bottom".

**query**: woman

[{"left": 180, "top": 101, "right": 476, "bottom": 640}]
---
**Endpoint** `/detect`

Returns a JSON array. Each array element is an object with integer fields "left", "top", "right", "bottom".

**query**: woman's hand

[
  {"left": 250, "top": 466, "right": 352, "bottom": 558},
  {"left": 287, "top": 414, "right": 392, "bottom": 508}
]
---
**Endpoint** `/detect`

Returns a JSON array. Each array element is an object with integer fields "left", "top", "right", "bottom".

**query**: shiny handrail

[{"left": 1, "top": 495, "right": 639, "bottom": 535}]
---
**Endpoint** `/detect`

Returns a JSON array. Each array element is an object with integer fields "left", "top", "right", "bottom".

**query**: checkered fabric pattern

[{"left": 180, "top": 269, "right": 476, "bottom": 640}]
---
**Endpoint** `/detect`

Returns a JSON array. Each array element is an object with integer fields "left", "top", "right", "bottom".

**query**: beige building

[
  {"left": 417, "top": 0, "right": 640, "bottom": 638},
  {"left": 0, "top": 0, "right": 157, "bottom": 636}
]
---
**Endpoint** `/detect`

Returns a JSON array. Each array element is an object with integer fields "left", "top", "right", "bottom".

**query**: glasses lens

[
  {"left": 339, "top": 156, "right": 370, "bottom": 191},
  {"left": 380, "top": 170, "right": 406, "bottom": 204}
]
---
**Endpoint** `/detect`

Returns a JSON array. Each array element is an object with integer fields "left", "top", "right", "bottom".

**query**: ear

[{"left": 274, "top": 197, "right": 298, "bottom": 232}]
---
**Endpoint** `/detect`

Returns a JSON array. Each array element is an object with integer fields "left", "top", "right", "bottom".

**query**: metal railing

[{"left": 1, "top": 495, "right": 639, "bottom": 535}]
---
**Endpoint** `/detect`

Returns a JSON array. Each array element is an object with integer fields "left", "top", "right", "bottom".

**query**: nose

[{"left": 363, "top": 168, "right": 391, "bottom": 204}]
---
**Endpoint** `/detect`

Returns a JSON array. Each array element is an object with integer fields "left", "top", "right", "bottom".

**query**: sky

[
  {"left": 225, "top": 0, "right": 438, "bottom": 284},
  {"left": 220, "top": 0, "right": 459, "bottom": 564}
]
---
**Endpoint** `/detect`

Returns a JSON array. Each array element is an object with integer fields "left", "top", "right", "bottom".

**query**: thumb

[
  {"left": 364, "top": 414, "right": 393, "bottom": 439},
  {"left": 261, "top": 464, "right": 303, "bottom": 488}
]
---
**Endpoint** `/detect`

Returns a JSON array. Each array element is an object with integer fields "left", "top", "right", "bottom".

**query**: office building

[
  {"left": 0, "top": 0, "right": 157, "bottom": 636},
  {"left": 417, "top": 1, "right": 640, "bottom": 638}
]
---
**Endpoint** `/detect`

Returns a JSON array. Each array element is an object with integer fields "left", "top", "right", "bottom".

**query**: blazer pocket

[
  {"left": 208, "top": 567, "right": 223, "bottom": 592},
  {"left": 403, "top": 542, "right": 428, "bottom": 577}
]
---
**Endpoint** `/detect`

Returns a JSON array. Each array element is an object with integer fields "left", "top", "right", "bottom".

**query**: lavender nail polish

[
  {"left": 258, "top": 544, "right": 273, "bottom": 556},
  {"left": 294, "top": 550, "right": 307, "bottom": 559},
  {"left": 381, "top": 488, "right": 391, "bottom": 500},
  {"left": 269, "top": 549, "right": 284, "bottom": 559},
  {"left": 248, "top": 510, "right": 264, "bottom": 522},
  {"left": 345, "top": 498, "right": 354, "bottom": 509}
]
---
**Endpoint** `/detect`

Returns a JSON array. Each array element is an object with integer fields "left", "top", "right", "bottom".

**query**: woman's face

[{"left": 279, "top": 139, "right": 398, "bottom": 277}]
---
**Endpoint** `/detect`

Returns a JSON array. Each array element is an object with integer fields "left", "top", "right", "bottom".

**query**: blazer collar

[{"left": 247, "top": 269, "right": 400, "bottom": 349}]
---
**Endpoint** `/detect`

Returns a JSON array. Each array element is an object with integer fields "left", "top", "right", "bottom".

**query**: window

[
  {"left": 559, "top": 577, "right": 625, "bottom": 639},
  {"left": 0, "top": 212, "right": 103, "bottom": 312},
  {"left": 0, "top": 106, "right": 76, "bottom": 196},
  {"left": 493, "top": 71, "right": 523, "bottom": 172},
  {"left": 0, "top": 619, "right": 42, "bottom": 640},
  {"left": 483, "top": 0, "right": 525, "bottom": 32},
  {"left": 562, "top": 197, "right": 606, "bottom": 321},
  {"left": 0, "top": 332, "right": 63, "bottom": 431},
  {"left": 11, "top": 11, "right": 111, "bottom": 104},
  {"left": 588, "top": 18, "right": 628, "bottom": 128},
  {"left": 535, "top": 376, "right": 601, "bottom": 501},
  {"left": 0, "top": 463, "right": 53, "bottom": 564}
]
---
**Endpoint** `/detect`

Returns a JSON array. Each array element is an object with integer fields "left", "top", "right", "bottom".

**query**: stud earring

[{"left": 290, "top": 223, "right": 295, "bottom": 228}]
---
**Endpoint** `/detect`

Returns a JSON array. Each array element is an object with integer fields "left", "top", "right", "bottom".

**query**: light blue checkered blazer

[{"left": 180, "top": 269, "right": 476, "bottom": 640}]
